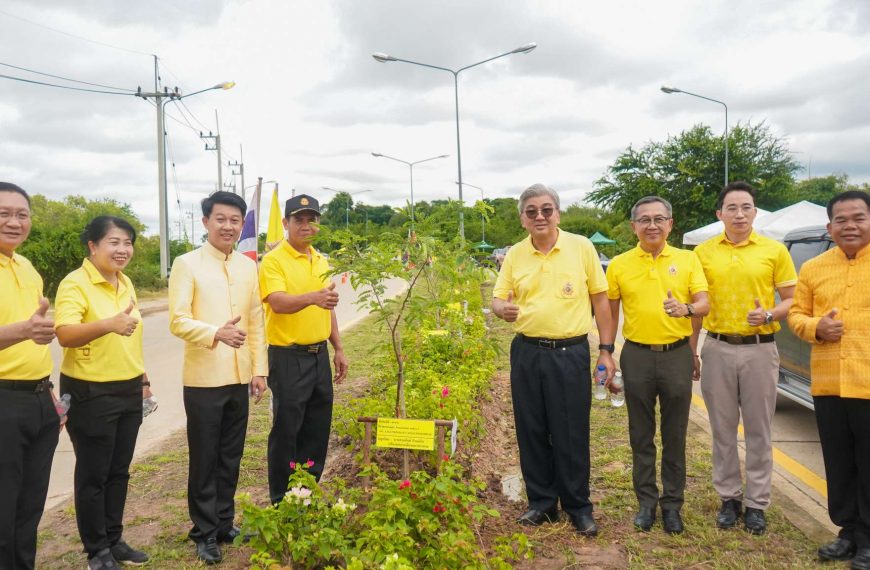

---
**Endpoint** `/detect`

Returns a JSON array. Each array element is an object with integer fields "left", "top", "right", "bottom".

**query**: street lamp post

[
  {"left": 456, "top": 181, "right": 485, "bottom": 243},
  {"left": 661, "top": 85, "right": 729, "bottom": 187},
  {"left": 371, "top": 152, "right": 449, "bottom": 234},
  {"left": 373, "top": 42, "right": 536, "bottom": 242},
  {"left": 321, "top": 187, "right": 373, "bottom": 229},
  {"left": 137, "top": 78, "right": 235, "bottom": 278}
]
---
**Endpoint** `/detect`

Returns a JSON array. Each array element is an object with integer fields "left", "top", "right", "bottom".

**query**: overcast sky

[{"left": 2, "top": 0, "right": 869, "bottom": 236}]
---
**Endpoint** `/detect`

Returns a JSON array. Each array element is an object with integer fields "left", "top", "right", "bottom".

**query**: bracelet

[{"left": 141, "top": 380, "right": 151, "bottom": 387}]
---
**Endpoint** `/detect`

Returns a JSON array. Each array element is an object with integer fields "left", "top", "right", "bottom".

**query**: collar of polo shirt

[{"left": 718, "top": 230, "right": 760, "bottom": 247}]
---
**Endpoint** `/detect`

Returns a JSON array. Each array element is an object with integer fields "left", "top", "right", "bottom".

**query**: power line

[
  {"left": 0, "top": 60, "right": 134, "bottom": 92},
  {"left": 0, "top": 7, "right": 153, "bottom": 57},
  {"left": 0, "top": 72, "right": 134, "bottom": 95}
]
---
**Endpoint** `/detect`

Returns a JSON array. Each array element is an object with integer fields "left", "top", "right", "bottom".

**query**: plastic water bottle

[
  {"left": 610, "top": 372, "right": 625, "bottom": 407},
  {"left": 594, "top": 365, "right": 607, "bottom": 400},
  {"left": 55, "top": 393, "right": 71, "bottom": 417},
  {"left": 143, "top": 396, "right": 158, "bottom": 418}
]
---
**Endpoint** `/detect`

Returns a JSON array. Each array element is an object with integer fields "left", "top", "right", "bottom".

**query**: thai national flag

[{"left": 238, "top": 184, "right": 261, "bottom": 261}]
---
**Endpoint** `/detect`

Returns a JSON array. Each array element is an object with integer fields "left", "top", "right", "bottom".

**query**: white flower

[
  {"left": 332, "top": 498, "right": 356, "bottom": 514},
  {"left": 285, "top": 486, "right": 313, "bottom": 506}
]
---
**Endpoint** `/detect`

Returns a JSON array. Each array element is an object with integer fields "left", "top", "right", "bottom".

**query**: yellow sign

[{"left": 375, "top": 418, "right": 435, "bottom": 451}]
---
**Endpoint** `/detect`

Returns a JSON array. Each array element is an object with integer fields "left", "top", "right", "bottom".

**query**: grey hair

[
  {"left": 517, "top": 183, "right": 561, "bottom": 214},
  {"left": 630, "top": 196, "right": 673, "bottom": 220}
]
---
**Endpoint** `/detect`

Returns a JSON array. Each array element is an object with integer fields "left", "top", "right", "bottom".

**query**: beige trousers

[{"left": 699, "top": 337, "right": 780, "bottom": 510}]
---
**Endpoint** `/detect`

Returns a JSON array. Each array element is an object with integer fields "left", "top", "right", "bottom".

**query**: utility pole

[
  {"left": 228, "top": 144, "right": 245, "bottom": 201},
  {"left": 187, "top": 209, "right": 196, "bottom": 246},
  {"left": 200, "top": 109, "right": 223, "bottom": 192}
]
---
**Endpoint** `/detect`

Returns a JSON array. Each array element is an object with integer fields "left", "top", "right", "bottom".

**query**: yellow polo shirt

[
  {"left": 607, "top": 244, "right": 708, "bottom": 344},
  {"left": 259, "top": 240, "right": 332, "bottom": 346},
  {"left": 787, "top": 245, "right": 870, "bottom": 398},
  {"left": 0, "top": 253, "right": 53, "bottom": 379},
  {"left": 55, "top": 259, "right": 144, "bottom": 381},
  {"left": 169, "top": 242, "right": 268, "bottom": 387},
  {"left": 493, "top": 230, "right": 607, "bottom": 339},
  {"left": 695, "top": 231, "right": 796, "bottom": 335}
]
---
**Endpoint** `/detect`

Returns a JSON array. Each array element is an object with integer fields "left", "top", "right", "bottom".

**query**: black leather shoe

[
  {"left": 743, "top": 507, "right": 766, "bottom": 535},
  {"left": 818, "top": 537, "right": 857, "bottom": 561},
  {"left": 633, "top": 506, "right": 656, "bottom": 531},
  {"left": 218, "top": 526, "right": 253, "bottom": 544},
  {"left": 569, "top": 513, "right": 598, "bottom": 537},
  {"left": 851, "top": 549, "right": 870, "bottom": 570},
  {"left": 517, "top": 507, "right": 559, "bottom": 526},
  {"left": 196, "top": 538, "right": 222, "bottom": 565},
  {"left": 716, "top": 499, "right": 742, "bottom": 529},
  {"left": 662, "top": 509, "right": 684, "bottom": 535}
]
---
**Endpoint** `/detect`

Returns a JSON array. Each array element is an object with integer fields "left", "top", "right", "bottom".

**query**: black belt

[
  {"left": 0, "top": 377, "right": 51, "bottom": 392},
  {"left": 271, "top": 341, "right": 328, "bottom": 354},
  {"left": 625, "top": 337, "right": 689, "bottom": 352},
  {"left": 707, "top": 332, "right": 775, "bottom": 345},
  {"left": 517, "top": 334, "right": 587, "bottom": 349}
]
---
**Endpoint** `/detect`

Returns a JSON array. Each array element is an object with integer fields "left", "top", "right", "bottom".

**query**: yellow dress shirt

[
  {"left": 787, "top": 245, "right": 870, "bottom": 399},
  {"left": 607, "top": 244, "right": 708, "bottom": 344},
  {"left": 55, "top": 259, "right": 144, "bottom": 382},
  {"left": 493, "top": 230, "right": 608, "bottom": 339},
  {"left": 0, "top": 252, "right": 53, "bottom": 379},
  {"left": 259, "top": 241, "right": 332, "bottom": 346},
  {"left": 695, "top": 231, "right": 796, "bottom": 335},
  {"left": 168, "top": 242, "right": 268, "bottom": 387}
]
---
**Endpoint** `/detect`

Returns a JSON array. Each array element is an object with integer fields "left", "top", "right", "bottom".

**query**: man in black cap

[{"left": 258, "top": 194, "right": 348, "bottom": 503}]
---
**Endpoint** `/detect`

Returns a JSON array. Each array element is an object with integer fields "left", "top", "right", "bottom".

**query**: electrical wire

[
  {"left": 0, "top": 60, "right": 134, "bottom": 92},
  {"left": 0, "top": 72, "right": 134, "bottom": 95}
]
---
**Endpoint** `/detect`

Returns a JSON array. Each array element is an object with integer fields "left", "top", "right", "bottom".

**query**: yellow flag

[{"left": 265, "top": 185, "right": 283, "bottom": 251}]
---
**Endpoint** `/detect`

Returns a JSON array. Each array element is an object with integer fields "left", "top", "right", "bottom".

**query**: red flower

[
  {"left": 398, "top": 479, "right": 411, "bottom": 490},
  {"left": 433, "top": 503, "right": 445, "bottom": 513},
  {"left": 441, "top": 386, "right": 449, "bottom": 397},
  {"left": 442, "top": 454, "right": 449, "bottom": 462}
]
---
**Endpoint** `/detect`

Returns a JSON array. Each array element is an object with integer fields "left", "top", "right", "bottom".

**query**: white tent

[
  {"left": 682, "top": 208, "right": 771, "bottom": 245},
  {"left": 682, "top": 201, "right": 828, "bottom": 245}
]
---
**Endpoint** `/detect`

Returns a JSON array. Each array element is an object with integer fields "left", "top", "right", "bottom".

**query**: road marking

[{"left": 594, "top": 333, "right": 828, "bottom": 499}]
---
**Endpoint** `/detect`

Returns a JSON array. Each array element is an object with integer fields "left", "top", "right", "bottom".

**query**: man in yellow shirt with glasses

[{"left": 694, "top": 181, "right": 796, "bottom": 535}]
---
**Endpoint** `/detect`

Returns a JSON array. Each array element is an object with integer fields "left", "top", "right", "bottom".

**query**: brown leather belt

[
  {"left": 625, "top": 337, "right": 689, "bottom": 352},
  {"left": 707, "top": 332, "right": 775, "bottom": 345}
]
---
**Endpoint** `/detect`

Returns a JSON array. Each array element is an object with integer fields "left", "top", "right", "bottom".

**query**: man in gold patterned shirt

[{"left": 788, "top": 190, "right": 870, "bottom": 568}]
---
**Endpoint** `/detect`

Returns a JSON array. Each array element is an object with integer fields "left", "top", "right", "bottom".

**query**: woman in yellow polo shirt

[{"left": 54, "top": 216, "right": 150, "bottom": 570}]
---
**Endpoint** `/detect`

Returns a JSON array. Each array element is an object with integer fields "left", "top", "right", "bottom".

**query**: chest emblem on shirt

[
  {"left": 563, "top": 282, "right": 574, "bottom": 296},
  {"left": 668, "top": 264, "right": 678, "bottom": 276}
]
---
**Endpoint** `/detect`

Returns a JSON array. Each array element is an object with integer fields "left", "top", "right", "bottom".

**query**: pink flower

[
  {"left": 289, "top": 461, "right": 297, "bottom": 469},
  {"left": 441, "top": 386, "right": 449, "bottom": 398},
  {"left": 398, "top": 479, "right": 411, "bottom": 490},
  {"left": 305, "top": 459, "right": 315, "bottom": 468}
]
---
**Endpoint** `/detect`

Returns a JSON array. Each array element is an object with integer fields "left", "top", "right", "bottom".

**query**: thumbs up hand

[
  {"left": 111, "top": 299, "right": 139, "bottom": 336},
  {"left": 216, "top": 315, "right": 247, "bottom": 348},
  {"left": 663, "top": 289, "right": 684, "bottom": 318},
  {"left": 26, "top": 297, "right": 56, "bottom": 345},
  {"left": 313, "top": 282, "right": 339, "bottom": 310},
  {"left": 747, "top": 298, "right": 767, "bottom": 327},
  {"left": 500, "top": 291, "right": 520, "bottom": 323},
  {"left": 816, "top": 308, "right": 844, "bottom": 342}
]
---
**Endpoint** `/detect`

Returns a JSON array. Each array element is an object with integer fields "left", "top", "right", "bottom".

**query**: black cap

[{"left": 284, "top": 194, "right": 321, "bottom": 218}]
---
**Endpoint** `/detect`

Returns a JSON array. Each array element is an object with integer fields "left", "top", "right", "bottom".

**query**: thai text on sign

[{"left": 375, "top": 418, "right": 436, "bottom": 451}]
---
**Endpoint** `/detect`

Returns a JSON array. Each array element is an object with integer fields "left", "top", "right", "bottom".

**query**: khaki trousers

[{"left": 699, "top": 337, "right": 779, "bottom": 510}]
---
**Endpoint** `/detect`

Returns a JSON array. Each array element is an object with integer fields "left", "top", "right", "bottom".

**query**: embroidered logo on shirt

[
  {"left": 668, "top": 264, "right": 678, "bottom": 276},
  {"left": 563, "top": 282, "right": 574, "bottom": 296}
]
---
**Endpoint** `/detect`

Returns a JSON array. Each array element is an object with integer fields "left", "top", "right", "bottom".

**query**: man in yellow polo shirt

[
  {"left": 606, "top": 196, "right": 709, "bottom": 535},
  {"left": 492, "top": 183, "right": 616, "bottom": 537},
  {"left": 259, "top": 194, "right": 348, "bottom": 504},
  {"left": 788, "top": 190, "right": 870, "bottom": 568},
  {"left": 0, "top": 182, "right": 58, "bottom": 570},
  {"left": 169, "top": 191, "right": 268, "bottom": 564},
  {"left": 694, "top": 181, "right": 796, "bottom": 535}
]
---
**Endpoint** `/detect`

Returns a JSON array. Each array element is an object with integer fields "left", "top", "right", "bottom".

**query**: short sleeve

[
  {"left": 605, "top": 258, "right": 621, "bottom": 300},
  {"left": 54, "top": 278, "right": 87, "bottom": 328},
  {"left": 688, "top": 252, "right": 709, "bottom": 295},
  {"left": 773, "top": 243, "right": 798, "bottom": 287},
  {"left": 259, "top": 253, "right": 287, "bottom": 301},
  {"left": 583, "top": 241, "right": 608, "bottom": 294}
]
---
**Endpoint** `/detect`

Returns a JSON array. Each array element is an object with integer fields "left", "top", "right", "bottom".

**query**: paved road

[{"left": 44, "top": 275, "right": 405, "bottom": 509}]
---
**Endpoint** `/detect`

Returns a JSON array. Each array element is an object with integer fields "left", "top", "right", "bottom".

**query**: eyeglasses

[
  {"left": 633, "top": 216, "right": 671, "bottom": 227},
  {"left": 722, "top": 205, "right": 756, "bottom": 216},
  {"left": 523, "top": 207, "right": 556, "bottom": 219}
]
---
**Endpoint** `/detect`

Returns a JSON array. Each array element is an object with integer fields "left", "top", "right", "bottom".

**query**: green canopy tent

[
  {"left": 473, "top": 241, "right": 495, "bottom": 251},
  {"left": 589, "top": 231, "right": 616, "bottom": 245}
]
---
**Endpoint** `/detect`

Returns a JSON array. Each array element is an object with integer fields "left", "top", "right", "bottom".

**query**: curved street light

[
  {"left": 661, "top": 85, "right": 729, "bottom": 187},
  {"left": 373, "top": 42, "right": 537, "bottom": 242},
  {"left": 321, "top": 187, "right": 373, "bottom": 229},
  {"left": 371, "top": 152, "right": 449, "bottom": 234}
]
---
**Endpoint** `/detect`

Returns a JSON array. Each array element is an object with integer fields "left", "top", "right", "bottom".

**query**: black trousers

[
  {"left": 620, "top": 341, "right": 693, "bottom": 510},
  {"left": 0, "top": 380, "right": 59, "bottom": 570},
  {"left": 509, "top": 336, "right": 592, "bottom": 518},
  {"left": 183, "top": 384, "right": 249, "bottom": 542},
  {"left": 267, "top": 345, "right": 333, "bottom": 504},
  {"left": 61, "top": 374, "right": 142, "bottom": 557},
  {"left": 814, "top": 395, "right": 870, "bottom": 549}
]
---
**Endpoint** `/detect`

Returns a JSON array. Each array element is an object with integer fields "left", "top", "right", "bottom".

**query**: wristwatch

[
  {"left": 764, "top": 311, "right": 775, "bottom": 325},
  {"left": 598, "top": 343, "right": 615, "bottom": 353},
  {"left": 684, "top": 303, "right": 695, "bottom": 318}
]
